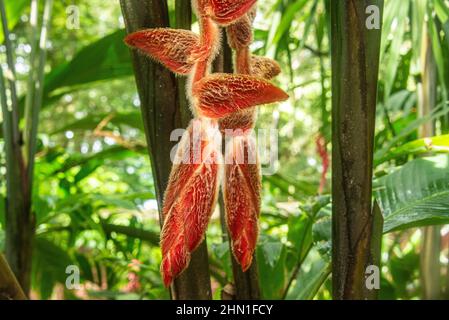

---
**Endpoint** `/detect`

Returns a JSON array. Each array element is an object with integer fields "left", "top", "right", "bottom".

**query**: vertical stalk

[
  {"left": 25, "top": 0, "right": 53, "bottom": 190},
  {"left": 119, "top": 0, "right": 212, "bottom": 300},
  {"left": 0, "top": 1, "right": 32, "bottom": 294},
  {"left": 0, "top": 0, "right": 19, "bottom": 143},
  {"left": 419, "top": 18, "right": 441, "bottom": 300},
  {"left": 23, "top": 0, "right": 39, "bottom": 166},
  {"left": 331, "top": 0, "right": 384, "bottom": 299}
]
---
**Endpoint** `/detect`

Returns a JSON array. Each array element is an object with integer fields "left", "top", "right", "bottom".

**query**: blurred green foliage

[{"left": 1, "top": 0, "right": 449, "bottom": 300}]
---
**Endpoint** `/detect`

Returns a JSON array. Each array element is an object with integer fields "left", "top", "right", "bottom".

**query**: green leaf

[
  {"left": 312, "top": 205, "right": 332, "bottom": 260},
  {"left": 263, "top": 173, "right": 317, "bottom": 199},
  {"left": 380, "top": 0, "right": 410, "bottom": 99},
  {"left": 41, "top": 145, "right": 145, "bottom": 177},
  {"left": 428, "top": 8, "right": 449, "bottom": 101},
  {"left": 32, "top": 237, "right": 74, "bottom": 297},
  {"left": 0, "top": 0, "right": 28, "bottom": 44},
  {"left": 434, "top": 0, "right": 449, "bottom": 23},
  {"left": 375, "top": 154, "right": 449, "bottom": 232},
  {"left": 267, "top": 0, "right": 308, "bottom": 57},
  {"left": 287, "top": 212, "right": 313, "bottom": 261},
  {"left": 41, "top": 30, "right": 133, "bottom": 106},
  {"left": 51, "top": 111, "right": 144, "bottom": 135},
  {"left": 286, "top": 257, "right": 331, "bottom": 300},
  {"left": 261, "top": 240, "right": 283, "bottom": 268},
  {"left": 210, "top": 241, "right": 232, "bottom": 280},
  {"left": 375, "top": 134, "right": 449, "bottom": 165},
  {"left": 257, "top": 236, "right": 286, "bottom": 299},
  {"left": 375, "top": 104, "right": 449, "bottom": 160}
]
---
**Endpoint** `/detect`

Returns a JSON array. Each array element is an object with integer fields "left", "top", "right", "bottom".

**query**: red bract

[
  {"left": 226, "top": 14, "right": 253, "bottom": 49},
  {"left": 251, "top": 56, "right": 282, "bottom": 80},
  {"left": 124, "top": 28, "right": 199, "bottom": 75},
  {"left": 125, "top": 0, "right": 287, "bottom": 287},
  {"left": 160, "top": 120, "right": 221, "bottom": 287},
  {"left": 192, "top": 73, "right": 289, "bottom": 118},
  {"left": 224, "top": 135, "right": 260, "bottom": 271}
]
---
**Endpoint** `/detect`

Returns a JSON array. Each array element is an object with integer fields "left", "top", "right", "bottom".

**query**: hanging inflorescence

[{"left": 125, "top": 0, "right": 288, "bottom": 287}]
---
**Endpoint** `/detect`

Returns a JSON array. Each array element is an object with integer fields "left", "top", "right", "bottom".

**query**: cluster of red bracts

[{"left": 125, "top": 0, "right": 288, "bottom": 287}]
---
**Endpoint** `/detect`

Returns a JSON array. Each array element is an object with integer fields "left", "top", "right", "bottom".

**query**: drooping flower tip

[{"left": 124, "top": 28, "right": 199, "bottom": 75}]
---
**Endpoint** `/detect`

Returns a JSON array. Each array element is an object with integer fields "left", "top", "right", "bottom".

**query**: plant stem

[
  {"left": 0, "top": 254, "right": 27, "bottom": 300},
  {"left": 331, "top": 0, "right": 384, "bottom": 300},
  {"left": 23, "top": 0, "right": 39, "bottom": 166},
  {"left": 281, "top": 243, "right": 312, "bottom": 299},
  {"left": 418, "top": 15, "right": 441, "bottom": 300},
  {"left": 0, "top": 1, "right": 33, "bottom": 295},
  {"left": 0, "top": 0, "right": 19, "bottom": 144},
  {"left": 25, "top": 0, "right": 53, "bottom": 191}
]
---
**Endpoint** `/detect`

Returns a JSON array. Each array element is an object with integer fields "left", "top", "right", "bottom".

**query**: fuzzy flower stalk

[{"left": 125, "top": 0, "right": 288, "bottom": 287}]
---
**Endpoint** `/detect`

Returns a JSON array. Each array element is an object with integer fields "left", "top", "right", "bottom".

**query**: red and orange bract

[
  {"left": 209, "top": 0, "right": 258, "bottom": 25},
  {"left": 160, "top": 120, "right": 221, "bottom": 287},
  {"left": 223, "top": 135, "right": 260, "bottom": 271},
  {"left": 193, "top": 73, "right": 288, "bottom": 118}
]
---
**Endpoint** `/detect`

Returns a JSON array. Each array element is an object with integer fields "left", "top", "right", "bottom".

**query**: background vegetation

[{"left": 1, "top": 0, "right": 449, "bottom": 300}]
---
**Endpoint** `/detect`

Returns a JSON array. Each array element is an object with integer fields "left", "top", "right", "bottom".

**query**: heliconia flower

[
  {"left": 250, "top": 55, "right": 282, "bottom": 80},
  {"left": 223, "top": 134, "right": 260, "bottom": 271},
  {"left": 208, "top": 0, "right": 258, "bottom": 25},
  {"left": 160, "top": 119, "right": 222, "bottom": 287},
  {"left": 124, "top": 28, "right": 199, "bottom": 75},
  {"left": 123, "top": 0, "right": 287, "bottom": 285},
  {"left": 192, "top": 73, "right": 289, "bottom": 118}
]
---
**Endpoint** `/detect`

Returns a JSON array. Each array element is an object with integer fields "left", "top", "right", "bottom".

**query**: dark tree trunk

[
  {"left": 0, "top": 29, "right": 34, "bottom": 295},
  {"left": 330, "top": 0, "right": 384, "bottom": 300},
  {"left": 119, "top": 0, "right": 212, "bottom": 300}
]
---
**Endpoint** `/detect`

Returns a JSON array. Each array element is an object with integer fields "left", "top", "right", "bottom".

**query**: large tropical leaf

[
  {"left": 313, "top": 155, "right": 449, "bottom": 253},
  {"left": 41, "top": 30, "right": 133, "bottom": 106},
  {"left": 375, "top": 154, "right": 449, "bottom": 232}
]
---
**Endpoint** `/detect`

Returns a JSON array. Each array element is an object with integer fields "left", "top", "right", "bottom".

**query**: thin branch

[
  {"left": 0, "top": 0, "right": 19, "bottom": 144},
  {"left": 26, "top": 0, "right": 54, "bottom": 190},
  {"left": 24, "top": 0, "right": 40, "bottom": 165},
  {"left": 281, "top": 244, "right": 313, "bottom": 299},
  {"left": 0, "top": 254, "right": 27, "bottom": 300}
]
